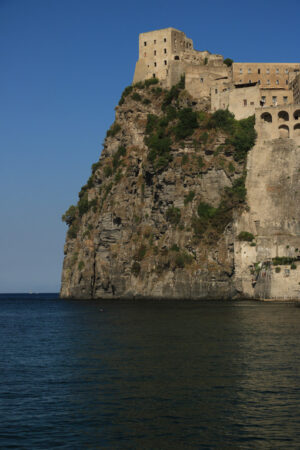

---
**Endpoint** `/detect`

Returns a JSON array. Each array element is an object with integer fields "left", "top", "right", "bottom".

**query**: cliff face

[
  {"left": 61, "top": 79, "right": 300, "bottom": 300},
  {"left": 61, "top": 80, "right": 250, "bottom": 299}
]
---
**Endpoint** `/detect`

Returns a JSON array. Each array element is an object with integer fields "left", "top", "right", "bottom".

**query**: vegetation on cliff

[{"left": 61, "top": 77, "right": 257, "bottom": 298}]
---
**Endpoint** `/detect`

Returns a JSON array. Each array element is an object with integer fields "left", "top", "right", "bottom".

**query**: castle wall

[
  {"left": 233, "top": 63, "right": 300, "bottom": 89},
  {"left": 291, "top": 74, "right": 300, "bottom": 104},
  {"left": 211, "top": 85, "right": 260, "bottom": 120},
  {"left": 234, "top": 137, "right": 300, "bottom": 300},
  {"left": 256, "top": 104, "right": 300, "bottom": 140},
  {"left": 260, "top": 88, "right": 293, "bottom": 107}
]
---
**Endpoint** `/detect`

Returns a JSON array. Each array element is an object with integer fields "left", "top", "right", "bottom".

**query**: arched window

[
  {"left": 278, "top": 111, "right": 289, "bottom": 122},
  {"left": 174, "top": 55, "right": 180, "bottom": 60},
  {"left": 279, "top": 125, "right": 289, "bottom": 138},
  {"left": 294, "top": 110, "right": 300, "bottom": 120},
  {"left": 261, "top": 112, "right": 272, "bottom": 123},
  {"left": 294, "top": 124, "right": 300, "bottom": 136}
]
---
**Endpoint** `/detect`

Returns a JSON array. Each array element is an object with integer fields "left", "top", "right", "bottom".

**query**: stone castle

[{"left": 134, "top": 27, "right": 300, "bottom": 140}]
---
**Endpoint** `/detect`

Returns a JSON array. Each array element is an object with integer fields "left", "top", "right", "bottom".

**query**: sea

[{"left": 1, "top": 294, "right": 300, "bottom": 449}]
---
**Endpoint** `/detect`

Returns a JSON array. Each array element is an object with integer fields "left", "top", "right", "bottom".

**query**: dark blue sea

[{"left": 1, "top": 294, "right": 300, "bottom": 448}]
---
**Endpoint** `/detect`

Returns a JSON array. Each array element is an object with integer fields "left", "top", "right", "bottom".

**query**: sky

[{"left": 0, "top": 0, "right": 299, "bottom": 293}]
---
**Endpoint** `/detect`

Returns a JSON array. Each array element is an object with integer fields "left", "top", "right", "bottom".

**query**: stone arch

[
  {"left": 278, "top": 110, "right": 289, "bottom": 122},
  {"left": 294, "top": 109, "right": 300, "bottom": 120},
  {"left": 261, "top": 112, "right": 272, "bottom": 123},
  {"left": 279, "top": 124, "right": 289, "bottom": 138},
  {"left": 294, "top": 124, "right": 300, "bottom": 136}
]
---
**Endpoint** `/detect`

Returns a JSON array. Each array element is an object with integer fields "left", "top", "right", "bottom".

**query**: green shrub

[
  {"left": 78, "top": 261, "right": 85, "bottom": 271},
  {"left": 272, "top": 257, "right": 297, "bottom": 266},
  {"left": 114, "top": 170, "right": 122, "bottom": 183},
  {"left": 62, "top": 205, "right": 77, "bottom": 225},
  {"left": 224, "top": 58, "right": 233, "bottom": 67},
  {"left": 131, "top": 261, "right": 141, "bottom": 276},
  {"left": 78, "top": 193, "right": 89, "bottom": 217},
  {"left": 106, "top": 122, "right": 121, "bottom": 138},
  {"left": 67, "top": 222, "right": 80, "bottom": 239},
  {"left": 228, "top": 162, "right": 235, "bottom": 173},
  {"left": 166, "top": 207, "right": 181, "bottom": 225},
  {"left": 238, "top": 231, "right": 255, "bottom": 242},
  {"left": 184, "top": 191, "right": 195, "bottom": 205},
  {"left": 178, "top": 74, "right": 185, "bottom": 89},
  {"left": 225, "top": 176, "right": 247, "bottom": 202},
  {"left": 132, "top": 92, "right": 142, "bottom": 101},
  {"left": 146, "top": 114, "right": 159, "bottom": 134},
  {"left": 136, "top": 245, "right": 147, "bottom": 261},
  {"left": 208, "top": 109, "right": 235, "bottom": 132},
  {"left": 181, "top": 154, "right": 189, "bottom": 165},
  {"left": 174, "top": 251, "right": 193, "bottom": 268},
  {"left": 170, "top": 244, "right": 180, "bottom": 252},
  {"left": 142, "top": 98, "right": 151, "bottom": 105},
  {"left": 113, "top": 145, "right": 126, "bottom": 170},
  {"left": 118, "top": 85, "right": 133, "bottom": 105},
  {"left": 230, "top": 115, "right": 257, "bottom": 162},
  {"left": 197, "top": 202, "right": 217, "bottom": 219},
  {"left": 291, "top": 263, "right": 297, "bottom": 270},
  {"left": 250, "top": 242, "right": 256, "bottom": 247},
  {"left": 199, "top": 132, "right": 208, "bottom": 144},
  {"left": 275, "top": 267, "right": 281, "bottom": 273},
  {"left": 91, "top": 161, "right": 101, "bottom": 173},
  {"left": 198, "top": 156, "right": 204, "bottom": 169},
  {"left": 104, "top": 165, "right": 112, "bottom": 178},
  {"left": 145, "top": 78, "right": 159, "bottom": 87},
  {"left": 173, "top": 108, "right": 198, "bottom": 140},
  {"left": 134, "top": 81, "right": 145, "bottom": 89}
]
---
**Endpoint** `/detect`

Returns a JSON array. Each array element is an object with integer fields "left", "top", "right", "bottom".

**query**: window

[
  {"left": 267, "top": 79, "right": 270, "bottom": 85},
  {"left": 249, "top": 80, "right": 252, "bottom": 83},
  {"left": 164, "top": 38, "right": 166, "bottom": 42},
  {"left": 154, "top": 50, "right": 156, "bottom": 55},
  {"left": 258, "top": 80, "right": 261, "bottom": 85},
  {"left": 215, "top": 89, "right": 218, "bottom": 94},
  {"left": 272, "top": 96, "right": 277, "bottom": 104},
  {"left": 285, "top": 69, "right": 289, "bottom": 74},
  {"left": 286, "top": 80, "right": 289, "bottom": 85},
  {"left": 164, "top": 48, "right": 167, "bottom": 54},
  {"left": 248, "top": 68, "right": 251, "bottom": 73},
  {"left": 276, "top": 80, "right": 279, "bottom": 85},
  {"left": 250, "top": 102, "right": 254, "bottom": 105},
  {"left": 174, "top": 55, "right": 179, "bottom": 60},
  {"left": 154, "top": 39, "right": 156, "bottom": 44},
  {"left": 144, "top": 41, "right": 147, "bottom": 46},
  {"left": 243, "top": 99, "right": 247, "bottom": 106},
  {"left": 154, "top": 62, "right": 157, "bottom": 67},
  {"left": 283, "top": 96, "right": 288, "bottom": 103},
  {"left": 153, "top": 74, "right": 156, "bottom": 78},
  {"left": 276, "top": 68, "right": 279, "bottom": 74},
  {"left": 261, "top": 96, "right": 266, "bottom": 102},
  {"left": 239, "top": 68, "right": 243, "bottom": 73},
  {"left": 200, "top": 77, "right": 204, "bottom": 83},
  {"left": 239, "top": 79, "right": 242, "bottom": 82},
  {"left": 266, "top": 68, "right": 270, "bottom": 74},
  {"left": 164, "top": 60, "right": 167, "bottom": 65},
  {"left": 258, "top": 68, "right": 261, "bottom": 74}
]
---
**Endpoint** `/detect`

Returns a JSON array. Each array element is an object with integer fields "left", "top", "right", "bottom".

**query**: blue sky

[{"left": 1, "top": 0, "right": 299, "bottom": 292}]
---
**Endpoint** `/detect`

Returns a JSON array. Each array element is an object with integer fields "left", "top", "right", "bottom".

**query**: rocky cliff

[{"left": 61, "top": 78, "right": 258, "bottom": 299}]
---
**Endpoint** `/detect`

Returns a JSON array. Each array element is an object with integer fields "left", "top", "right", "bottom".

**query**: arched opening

[
  {"left": 278, "top": 111, "right": 289, "bottom": 122},
  {"left": 294, "top": 124, "right": 300, "bottom": 136},
  {"left": 174, "top": 55, "right": 180, "bottom": 60},
  {"left": 294, "top": 109, "right": 300, "bottom": 120},
  {"left": 279, "top": 125, "right": 289, "bottom": 138},
  {"left": 261, "top": 112, "right": 272, "bottom": 123}
]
